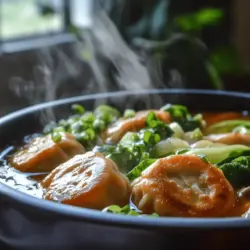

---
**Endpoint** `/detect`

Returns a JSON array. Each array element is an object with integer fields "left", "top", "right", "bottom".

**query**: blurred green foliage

[
  {"left": 175, "top": 8, "right": 250, "bottom": 77},
  {"left": 176, "top": 8, "right": 224, "bottom": 33},
  {"left": 41, "top": 0, "right": 249, "bottom": 90},
  {"left": 119, "top": 2, "right": 249, "bottom": 89},
  {"left": 123, "top": 4, "right": 227, "bottom": 89},
  {"left": 210, "top": 46, "right": 250, "bottom": 75}
]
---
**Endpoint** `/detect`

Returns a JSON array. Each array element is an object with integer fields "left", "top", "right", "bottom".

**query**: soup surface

[{"left": 2, "top": 103, "right": 250, "bottom": 218}]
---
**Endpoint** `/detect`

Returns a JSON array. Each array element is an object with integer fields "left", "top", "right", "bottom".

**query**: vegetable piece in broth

[
  {"left": 5, "top": 102, "right": 250, "bottom": 219},
  {"left": 218, "top": 156, "right": 250, "bottom": 188},
  {"left": 160, "top": 104, "right": 204, "bottom": 132},
  {"left": 206, "top": 120, "right": 250, "bottom": 134},
  {"left": 182, "top": 145, "right": 250, "bottom": 164}
]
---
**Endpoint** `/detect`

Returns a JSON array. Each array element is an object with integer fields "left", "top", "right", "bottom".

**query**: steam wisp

[{"left": 8, "top": 8, "right": 184, "bottom": 124}]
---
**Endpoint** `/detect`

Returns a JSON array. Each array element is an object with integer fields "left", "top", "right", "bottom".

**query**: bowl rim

[{"left": 2, "top": 88, "right": 250, "bottom": 230}]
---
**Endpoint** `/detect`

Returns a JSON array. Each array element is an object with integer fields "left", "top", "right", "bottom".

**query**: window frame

[{"left": 0, "top": 0, "right": 75, "bottom": 54}]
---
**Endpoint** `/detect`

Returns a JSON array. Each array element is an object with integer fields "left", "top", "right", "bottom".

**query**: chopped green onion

[
  {"left": 146, "top": 112, "right": 158, "bottom": 128},
  {"left": 102, "top": 205, "right": 123, "bottom": 213},
  {"left": 93, "top": 119, "right": 106, "bottom": 131},
  {"left": 74, "top": 131, "right": 89, "bottom": 142},
  {"left": 127, "top": 159, "right": 156, "bottom": 181},
  {"left": 124, "top": 109, "right": 136, "bottom": 119},
  {"left": 169, "top": 122, "right": 185, "bottom": 138},
  {"left": 184, "top": 128, "right": 203, "bottom": 143},
  {"left": 94, "top": 105, "right": 120, "bottom": 124},
  {"left": 43, "top": 121, "right": 57, "bottom": 134},
  {"left": 81, "top": 112, "right": 95, "bottom": 123},
  {"left": 71, "top": 121, "right": 84, "bottom": 133},
  {"left": 102, "top": 204, "right": 158, "bottom": 217},
  {"left": 85, "top": 128, "right": 96, "bottom": 140},
  {"left": 51, "top": 132, "right": 62, "bottom": 143},
  {"left": 58, "top": 119, "right": 68, "bottom": 127},
  {"left": 160, "top": 104, "right": 189, "bottom": 119},
  {"left": 71, "top": 104, "right": 85, "bottom": 115}
]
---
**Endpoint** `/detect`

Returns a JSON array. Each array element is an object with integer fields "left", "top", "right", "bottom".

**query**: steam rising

[
  {"left": 83, "top": 11, "right": 152, "bottom": 91},
  {"left": 9, "top": 47, "right": 81, "bottom": 122},
  {"left": 8, "top": 9, "right": 183, "bottom": 123}
]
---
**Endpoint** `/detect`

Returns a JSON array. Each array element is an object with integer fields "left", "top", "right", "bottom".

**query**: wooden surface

[{"left": 233, "top": 0, "right": 250, "bottom": 68}]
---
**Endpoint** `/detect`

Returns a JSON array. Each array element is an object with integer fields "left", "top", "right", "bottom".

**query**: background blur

[{"left": 0, "top": 0, "right": 249, "bottom": 115}]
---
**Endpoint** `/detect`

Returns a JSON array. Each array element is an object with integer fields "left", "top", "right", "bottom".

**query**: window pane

[{"left": 1, "top": 0, "right": 64, "bottom": 40}]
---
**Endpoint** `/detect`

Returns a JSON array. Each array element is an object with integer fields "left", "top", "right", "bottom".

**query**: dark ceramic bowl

[{"left": 1, "top": 89, "right": 250, "bottom": 250}]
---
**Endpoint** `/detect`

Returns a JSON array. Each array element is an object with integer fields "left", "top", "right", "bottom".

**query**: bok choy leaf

[{"left": 181, "top": 145, "right": 250, "bottom": 164}]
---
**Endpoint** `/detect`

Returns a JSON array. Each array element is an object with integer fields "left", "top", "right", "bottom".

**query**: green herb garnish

[
  {"left": 124, "top": 109, "right": 136, "bottom": 119},
  {"left": 127, "top": 159, "right": 156, "bottom": 181},
  {"left": 51, "top": 132, "right": 62, "bottom": 143},
  {"left": 71, "top": 104, "right": 85, "bottom": 115}
]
